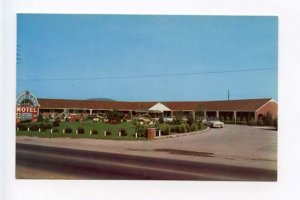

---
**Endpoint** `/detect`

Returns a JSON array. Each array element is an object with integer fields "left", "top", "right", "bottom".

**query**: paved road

[
  {"left": 17, "top": 124, "right": 277, "bottom": 171},
  {"left": 16, "top": 143, "right": 276, "bottom": 181}
]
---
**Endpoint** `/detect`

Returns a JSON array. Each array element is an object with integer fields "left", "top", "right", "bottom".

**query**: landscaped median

[{"left": 16, "top": 121, "right": 141, "bottom": 140}]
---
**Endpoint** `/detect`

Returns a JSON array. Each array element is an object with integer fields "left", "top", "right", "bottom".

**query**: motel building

[{"left": 16, "top": 91, "right": 278, "bottom": 123}]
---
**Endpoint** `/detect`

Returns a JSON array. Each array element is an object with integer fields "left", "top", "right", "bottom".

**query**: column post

[
  {"left": 233, "top": 111, "right": 237, "bottom": 123},
  {"left": 191, "top": 111, "right": 196, "bottom": 119}
]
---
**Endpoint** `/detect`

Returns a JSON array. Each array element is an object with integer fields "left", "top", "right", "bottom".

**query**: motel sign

[{"left": 16, "top": 91, "right": 40, "bottom": 123}]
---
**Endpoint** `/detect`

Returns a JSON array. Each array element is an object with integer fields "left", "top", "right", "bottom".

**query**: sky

[{"left": 17, "top": 14, "right": 278, "bottom": 101}]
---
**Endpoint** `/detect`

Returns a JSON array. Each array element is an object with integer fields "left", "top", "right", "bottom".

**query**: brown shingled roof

[
  {"left": 37, "top": 98, "right": 273, "bottom": 111},
  {"left": 37, "top": 98, "right": 156, "bottom": 110},
  {"left": 163, "top": 98, "right": 272, "bottom": 111}
]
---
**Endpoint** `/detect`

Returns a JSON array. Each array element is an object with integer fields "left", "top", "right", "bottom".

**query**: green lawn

[{"left": 16, "top": 121, "right": 145, "bottom": 140}]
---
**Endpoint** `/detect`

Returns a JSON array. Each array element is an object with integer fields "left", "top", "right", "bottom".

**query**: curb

[{"left": 154, "top": 127, "right": 210, "bottom": 140}]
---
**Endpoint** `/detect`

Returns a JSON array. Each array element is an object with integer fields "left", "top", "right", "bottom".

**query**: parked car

[
  {"left": 139, "top": 114, "right": 152, "bottom": 123},
  {"left": 203, "top": 119, "right": 225, "bottom": 128},
  {"left": 163, "top": 117, "right": 173, "bottom": 123}
]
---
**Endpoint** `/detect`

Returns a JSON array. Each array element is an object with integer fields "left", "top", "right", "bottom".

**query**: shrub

[
  {"left": 77, "top": 127, "right": 85, "bottom": 134},
  {"left": 65, "top": 127, "right": 72, "bottom": 134},
  {"left": 107, "top": 109, "right": 124, "bottom": 123},
  {"left": 44, "top": 123, "right": 53, "bottom": 129},
  {"left": 38, "top": 123, "right": 46, "bottom": 132},
  {"left": 38, "top": 114, "right": 44, "bottom": 122},
  {"left": 92, "top": 130, "right": 98, "bottom": 135},
  {"left": 52, "top": 119, "right": 60, "bottom": 127},
  {"left": 135, "top": 124, "right": 147, "bottom": 137},
  {"left": 225, "top": 116, "right": 231, "bottom": 122},
  {"left": 106, "top": 131, "right": 112, "bottom": 136},
  {"left": 52, "top": 128, "right": 59, "bottom": 133},
  {"left": 236, "top": 116, "right": 241, "bottom": 122},
  {"left": 161, "top": 124, "right": 170, "bottom": 135},
  {"left": 256, "top": 118, "right": 264, "bottom": 126},
  {"left": 248, "top": 118, "right": 255, "bottom": 126},
  {"left": 191, "top": 123, "right": 198, "bottom": 131},
  {"left": 197, "top": 121, "right": 203, "bottom": 130},
  {"left": 30, "top": 124, "right": 39, "bottom": 131},
  {"left": 17, "top": 123, "right": 28, "bottom": 131},
  {"left": 170, "top": 125, "right": 179, "bottom": 133},
  {"left": 187, "top": 113, "right": 194, "bottom": 125},
  {"left": 220, "top": 116, "right": 225, "bottom": 122},
  {"left": 264, "top": 112, "right": 273, "bottom": 126},
  {"left": 120, "top": 128, "right": 127, "bottom": 136},
  {"left": 158, "top": 116, "right": 164, "bottom": 124},
  {"left": 178, "top": 123, "right": 187, "bottom": 133},
  {"left": 185, "top": 124, "right": 191, "bottom": 132},
  {"left": 273, "top": 117, "right": 278, "bottom": 130}
]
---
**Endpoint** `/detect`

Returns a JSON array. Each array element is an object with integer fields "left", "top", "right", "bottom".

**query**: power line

[{"left": 17, "top": 67, "right": 277, "bottom": 82}]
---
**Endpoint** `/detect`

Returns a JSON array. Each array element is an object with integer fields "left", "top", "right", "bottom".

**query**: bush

[
  {"left": 191, "top": 123, "right": 198, "bottom": 131},
  {"left": 105, "top": 131, "right": 112, "bottom": 136},
  {"left": 225, "top": 116, "right": 231, "bottom": 122},
  {"left": 256, "top": 118, "right": 264, "bottom": 126},
  {"left": 197, "top": 121, "right": 203, "bottom": 130},
  {"left": 65, "top": 127, "right": 72, "bottom": 134},
  {"left": 264, "top": 112, "right": 273, "bottom": 126},
  {"left": 161, "top": 124, "right": 170, "bottom": 135},
  {"left": 38, "top": 114, "right": 44, "bottom": 122},
  {"left": 135, "top": 124, "right": 147, "bottom": 137},
  {"left": 52, "top": 128, "right": 59, "bottom": 133},
  {"left": 187, "top": 113, "right": 194, "bottom": 125},
  {"left": 53, "top": 119, "right": 60, "bottom": 127},
  {"left": 220, "top": 116, "right": 225, "bottom": 122},
  {"left": 120, "top": 128, "right": 127, "bottom": 136},
  {"left": 178, "top": 123, "right": 187, "bottom": 133},
  {"left": 38, "top": 123, "right": 46, "bottom": 132},
  {"left": 30, "top": 124, "right": 39, "bottom": 131},
  {"left": 273, "top": 117, "right": 278, "bottom": 129},
  {"left": 158, "top": 116, "right": 164, "bottom": 124},
  {"left": 170, "top": 125, "right": 179, "bottom": 133},
  {"left": 92, "top": 130, "right": 98, "bottom": 135},
  {"left": 237, "top": 117, "right": 247, "bottom": 125},
  {"left": 77, "top": 127, "right": 85, "bottom": 134},
  {"left": 185, "top": 124, "right": 191, "bottom": 132},
  {"left": 248, "top": 118, "right": 255, "bottom": 126},
  {"left": 107, "top": 109, "right": 124, "bottom": 124},
  {"left": 44, "top": 123, "right": 53, "bottom": 129},
  {"left": 17, "top": 123, "right": 28, "bottom": 131},
  {"left": 236, "top": 116, "right": 241, "bottom": 122}
]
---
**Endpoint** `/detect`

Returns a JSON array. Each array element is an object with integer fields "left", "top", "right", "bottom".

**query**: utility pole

[{"left": 228, "top": 89, "right": 230, "bottom": 101}]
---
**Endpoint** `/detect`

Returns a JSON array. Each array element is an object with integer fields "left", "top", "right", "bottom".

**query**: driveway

[{"left": 16, "top": 124, "right": 277, "bottom": 170}]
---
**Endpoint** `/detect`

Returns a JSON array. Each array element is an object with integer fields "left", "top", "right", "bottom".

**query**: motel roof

[{"left": 37, "top": 98, "right": 275, "bottom": 112}]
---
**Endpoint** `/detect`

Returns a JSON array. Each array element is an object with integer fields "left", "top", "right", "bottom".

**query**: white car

[{"left": 203, "top": 119, "right": 225, "bottom": 128}]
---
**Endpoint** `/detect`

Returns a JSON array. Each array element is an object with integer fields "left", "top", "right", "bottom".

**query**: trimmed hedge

[
  {"left": 65, "top": 127, "right": 72, "bottom": 134},
  {"left": 78, "top": 127, "right": 85, "bottom": 134},
  {"left": 120, "top": 128, "right": 127, "bottom": 136}
]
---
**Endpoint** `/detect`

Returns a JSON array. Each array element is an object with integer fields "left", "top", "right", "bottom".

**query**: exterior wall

[{"left": 255, "top": 101, "right": 278, "bottom": 121}]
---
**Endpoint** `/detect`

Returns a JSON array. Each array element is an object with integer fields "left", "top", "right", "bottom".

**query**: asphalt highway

[{"left": 16, "top": 143, "right": 277, "bottom": 181}]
